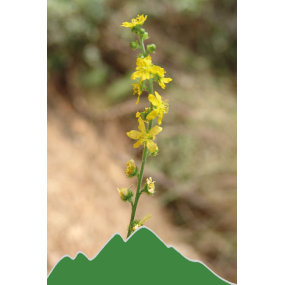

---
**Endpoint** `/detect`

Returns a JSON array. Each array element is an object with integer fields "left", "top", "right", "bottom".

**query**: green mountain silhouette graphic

[{"left": 48, "top": 227, "right": 234, "bottom": 285}]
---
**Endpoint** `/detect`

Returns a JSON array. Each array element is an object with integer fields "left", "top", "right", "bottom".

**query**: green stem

[
  {"left": 127, "top": 145, "right": 148, "bottom": 238},
  {"left": 140, "top": 37, "right": 147, "bottom": 57}
]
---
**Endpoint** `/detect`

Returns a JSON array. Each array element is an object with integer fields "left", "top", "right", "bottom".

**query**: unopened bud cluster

[
  {"left": 147, "top": 44, "right": 156, "bottom": 53},
  {"left": 130, "top": 41, "right": 140, "bottom": 51}
]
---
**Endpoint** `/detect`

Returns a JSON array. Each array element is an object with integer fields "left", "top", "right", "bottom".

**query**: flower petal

[
  {"left": 148, "top": 94, "right": 159, "bottom": 106},
  {"left": 148, "top": 125, "right": 162, "bottom": 136},
  {"left": 157, "top": 67, "right": 165, "bottom": 77},
  {"left": 136, "top": 58, "right": 144, "bottom": 68},
  {"left": 138, "top": 117, "right": 146, "bottom": 133},
  {"left": 158, "top": 81, "right": 166, "bottom": 89},
  {"left": 129, "top": 159, "right": 135, "bottom": 167},
  {"left": 146, "top": 109, "right": 159, "bottom": 121},
  {"left": 141, "top": 72, "right": 150, "bottom": 80},
  {"left": 146, "top": 140, "right": 158, "bottom": 153},
  {"left": 121, "top": 22, "right": 133, "bottom": 27},
  {"left": 133, "top": 141, "right": 142, "bottom": 148},
  {"left": 144, "top": 55, "right": 152, "bottom": 66},
  {"left": 138, "top": 14, "right": 147, "bottom": 23},
  {"left": 162, "top": 77, "right": 172, "bottom": 84},
  {"left": 127, "top": 130, "right": 141, "bottom": 139},
  {"left": 149, "top": 65, "right": 162, "bottom": 75},
  {"left": 136, "top": 94, "right": 141, "bottom": 104},
  {"left": 157, "top": 113, "right": 163, "bottom": 125},
  {"left": 131, "top": 71, "right": 143, "bottom": 80},
  {"left": 154, "top": 91, "right": 162, "bottom": 103}
]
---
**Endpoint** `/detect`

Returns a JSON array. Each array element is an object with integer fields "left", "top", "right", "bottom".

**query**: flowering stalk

[
  {"left": 119, "top": 14, "right": 172, "bottom": 238},
  {"left": 127, "top": 145, "right": 148, "bottom": 237}
]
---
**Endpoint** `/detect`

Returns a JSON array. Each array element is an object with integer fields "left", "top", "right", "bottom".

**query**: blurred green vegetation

[
  {"left": 48, "top": 0, "right": 236, "bottom": 282},
  {"left": 48, "top": 0, "right": 236, "bottom": 82}
]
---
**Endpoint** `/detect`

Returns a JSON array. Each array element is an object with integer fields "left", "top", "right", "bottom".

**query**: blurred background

[{"left": 47, "top": 0, "right": 237, "bottom": 283}]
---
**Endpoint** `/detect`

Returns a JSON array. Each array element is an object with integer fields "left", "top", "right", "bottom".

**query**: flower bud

[
  {"left": 129, "top": 220, "right": 141, "bottom": 234},
  {"left": 125, "top": 159, "right": 139, "bottom": 178},
  {"left": 131, "top": 25, "right": 141, "bottom": 34},
  {"left": 147, "top": 44, "right": 156, "bottom": 53},
  {"left": 119, "top": 187, "right": 128, "bottom": 196},
  {"left": 117, "top": 187, "right": 134, "bottom": 202},
  {"left": 130, "top": 41, "right": 140, "bottom": 51},
  {"left": 140, "top": 178, "right": 156, "bottom": 196},
  {"left": 133, "top": 223, "right": 141, "bottom": 231},
  {"left": 146, "top": 177, "right": 156, "bottom": 195},
  {"left": 129, "top": 214, "right": 152, "bottom": 234},
  {"left": 136, "top": 107, "right": 151, "bottom": 122},
  {"left": 142, "top": 32, "right": 149, "bottom": 40}
]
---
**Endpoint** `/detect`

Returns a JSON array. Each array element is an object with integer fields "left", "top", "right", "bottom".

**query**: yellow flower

[
  {"left": 125, "top": 159, "right": 138, "bottom": 178},
  {"left": 131, "top": 80, "right": 142, "bottom": 104},
  {"left": 131, "top": 55, "right": 152, "bottom": 81},
  {"left": 126, "top": 117, "right": 162, "bottom": 153},
  {"left": 136, "top": 107, "right": 151, "bottom": 122},
  {"left": 152, "top": 66, "right": 172, "bottom": 89},
  {"left": 131, "top": 55, "right": 162, "bottom": 81},
  {"left": 131, "top": 56, "right": 172, "bottom": 89},
  {"left": 121, "top": 14, "right": 147, "bottom": 28},
  {"left": 146, "top": 91, "right": 169, "bottom": 125},
  {"left": 158, "top": 77, "right": 172, "bottom": 89},
  {"left": 146, "top": 177, "right": 155, "bottom": 194}
]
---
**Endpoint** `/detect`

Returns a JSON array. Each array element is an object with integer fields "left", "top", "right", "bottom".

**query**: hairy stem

[
  {"left": 140, "top": 37, "right": 146, "bottom": 56},
  {"left": 127, "top": 145, "right": 148, "bottom": 238}
]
